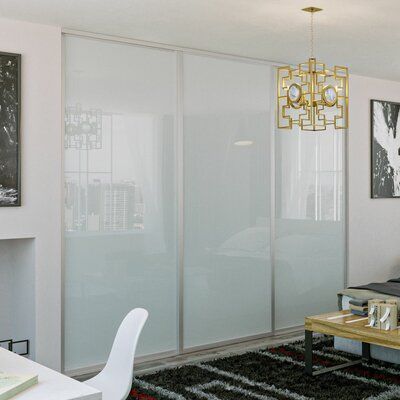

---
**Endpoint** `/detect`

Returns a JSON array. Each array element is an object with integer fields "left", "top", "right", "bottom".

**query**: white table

[{"left": 0, "top": 348, "right": 101, "bottom": 399}]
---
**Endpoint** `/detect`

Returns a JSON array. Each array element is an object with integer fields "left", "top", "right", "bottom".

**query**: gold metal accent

[
  {"left": 277, "top": 7, "right": 349, "bottom": 131},
  {"left": 277, "top": 58, "right": 349, "bottom": 131},
  {"left": 302, "top": 7, "right": 323, "bottom": 13}
]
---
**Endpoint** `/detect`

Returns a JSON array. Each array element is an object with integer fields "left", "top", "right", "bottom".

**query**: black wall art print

[
  {"left": 0, "top": 52, "right": 21, "bottom": 206},
  {"left": 371, "top": 99, "right": 400, "bottom": 198}
]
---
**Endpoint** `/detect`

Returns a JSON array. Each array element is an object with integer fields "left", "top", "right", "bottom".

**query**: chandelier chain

[{"left": 310, "top": 11, "right": 314, "bottom": 58}]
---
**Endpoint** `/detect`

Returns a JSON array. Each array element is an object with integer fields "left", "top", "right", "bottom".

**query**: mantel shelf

[{"left": 0, "top": 234, "right": 36, "bottom": 241}]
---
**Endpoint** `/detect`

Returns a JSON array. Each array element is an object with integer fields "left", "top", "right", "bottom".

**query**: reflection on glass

[
  {"left": 65, "top": 106, "right": 148, "bottom": 233},
  {"left": 183, "top": 54, "right": 272, "bottom": 348},
  {"left": 64, "top": 36, "right": 177, "bottom": 371},
  {"left": 275, "top": 129, "right": 345, "bottom": 329}
]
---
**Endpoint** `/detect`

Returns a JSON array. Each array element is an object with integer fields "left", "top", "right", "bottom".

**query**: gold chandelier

[{"left": 277, "top": 7, "right": 349, "bottom": 131}]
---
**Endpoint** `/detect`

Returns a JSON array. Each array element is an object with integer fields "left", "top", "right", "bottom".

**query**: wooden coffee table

[{"left": 305, "top": 310, "right": 400, "bottom": 376}]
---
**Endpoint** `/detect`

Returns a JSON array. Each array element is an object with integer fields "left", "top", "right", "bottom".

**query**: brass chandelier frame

[{"left": 277, "top": 7, "right": 349, "bottom": 131}]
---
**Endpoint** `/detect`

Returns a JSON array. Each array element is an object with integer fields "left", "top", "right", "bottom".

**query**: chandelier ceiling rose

[
  {"left": 302, "top": 7, "right": 322, "bottom": 13},
  {"left": 277, "top": 6, "right": 349, "bottom": 131}
]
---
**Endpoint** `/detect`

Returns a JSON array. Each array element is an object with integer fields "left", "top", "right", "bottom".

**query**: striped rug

[{"left": 129, "top": 337, "right": 400, "bottom": 400}]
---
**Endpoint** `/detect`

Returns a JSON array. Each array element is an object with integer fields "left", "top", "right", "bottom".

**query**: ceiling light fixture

[
  {"left": 234, "top": 140, "right": 254, "bottom": 146},
  {"left": 277, "top": 7, "right": 349, "bottom": 131}
]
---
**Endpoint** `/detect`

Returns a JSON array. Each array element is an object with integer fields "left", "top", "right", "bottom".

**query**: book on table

[{"left": 0, "top": 373, "right": 38, "bottom": 399}]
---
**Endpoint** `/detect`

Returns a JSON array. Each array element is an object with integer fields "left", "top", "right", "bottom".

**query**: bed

[{"left": 335, "top": 278, "right": 400, "bottom": 364}]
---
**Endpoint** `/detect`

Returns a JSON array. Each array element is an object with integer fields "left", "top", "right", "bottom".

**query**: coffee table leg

[
  {"left": 305, "top": 330, "right": 313, "bottom": 375},
  {"left": 304, "top": 330, "right": 364, "bottom": 376},
  {"left": 362, "top": 342, "right": 371, "bottom": 362}
]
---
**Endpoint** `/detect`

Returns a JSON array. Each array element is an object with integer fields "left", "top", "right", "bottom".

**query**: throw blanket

[
  {"left": 348, "top": 278, "right": 400, "bottom": 297},
  {"left": 338, "top": 278, "right": 400, "bottom": 310}
]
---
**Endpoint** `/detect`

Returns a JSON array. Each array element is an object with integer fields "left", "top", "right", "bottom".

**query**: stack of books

[
  {"left": 0, "top": 373, "right": 38, "bottom": 399},
  {"left": 349, "top": 299, "right": 368, "bottom": 316}
]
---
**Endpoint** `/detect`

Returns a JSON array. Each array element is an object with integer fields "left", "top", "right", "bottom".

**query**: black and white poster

[
  {"left": 0, "top": 52, "right": 20, "bottom": 206},
  {"left": 371, "top": 99, "right": 400, "bottom": 198}
]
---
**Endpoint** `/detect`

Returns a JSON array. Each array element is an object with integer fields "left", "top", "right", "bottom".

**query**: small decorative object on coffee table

[
  {"left": 368, "top": 298, "right": 398, "bottom": 330},
  {"left": 368, "top": 299, "right": 384, "bottom": 328}
]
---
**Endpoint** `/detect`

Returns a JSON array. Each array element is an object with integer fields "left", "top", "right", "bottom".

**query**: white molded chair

[{"left": 84, "top": 308, "right": 148, "bottom": 400}]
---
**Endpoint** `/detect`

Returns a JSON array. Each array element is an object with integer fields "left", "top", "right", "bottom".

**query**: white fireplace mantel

[{"left": 0, "top": 234, "right": 36, "bottom": 241}]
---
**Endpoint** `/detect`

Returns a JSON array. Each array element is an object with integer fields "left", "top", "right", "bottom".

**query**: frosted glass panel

[
  {"left": 275, "top": 128, "right": 345, "bottom": 329},
  {"left": 183, "top": 54, "right": 272, "bottom": 348},
  {"left": 64, "top": 36, "right": 177, "bottom": 371},
  {"left": 64, "top": 37, "right": 347, "bottom": 370}
]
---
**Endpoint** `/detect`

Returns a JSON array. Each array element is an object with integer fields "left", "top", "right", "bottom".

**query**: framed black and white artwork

[
  {"left": 371, "top": 99, "right": 400, "bottom": 198},
  {"left": 0, "top": 52, "right": 21, "bottom": 206}
]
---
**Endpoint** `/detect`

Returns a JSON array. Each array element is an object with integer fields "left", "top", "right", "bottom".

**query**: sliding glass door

[
  {"left": 64, "top": 36, "right": 178, "bottom": 371},
  {"left": 182, "top": 54, "right": 272, "bottom": 348},
  {"left": 64, "top": 34, "right": 346, "bottom": 372}
]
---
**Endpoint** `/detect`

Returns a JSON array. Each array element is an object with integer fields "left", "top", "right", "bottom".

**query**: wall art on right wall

[{"left": 371, "top": 99, "right": 400, "bottom": 198}]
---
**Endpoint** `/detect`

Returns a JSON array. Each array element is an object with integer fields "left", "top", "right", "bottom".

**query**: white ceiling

[{"left": 0, "top": 0, "right": 398, "bottom": 80}]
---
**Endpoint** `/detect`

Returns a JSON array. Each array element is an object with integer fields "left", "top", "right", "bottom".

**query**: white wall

[
  {"left": 348, "top": 75, "right": 400, "bottom": 286},
  {"left": 0, "top": 239, "right": 35, "bottom": 359},
  {"left": 0, "top": 18, "right": 62, "bottom": 370}
]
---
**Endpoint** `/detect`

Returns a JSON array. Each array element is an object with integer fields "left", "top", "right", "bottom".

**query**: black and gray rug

[{"left": 129, "top": 337, "right": 400, "bottom": 400}]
